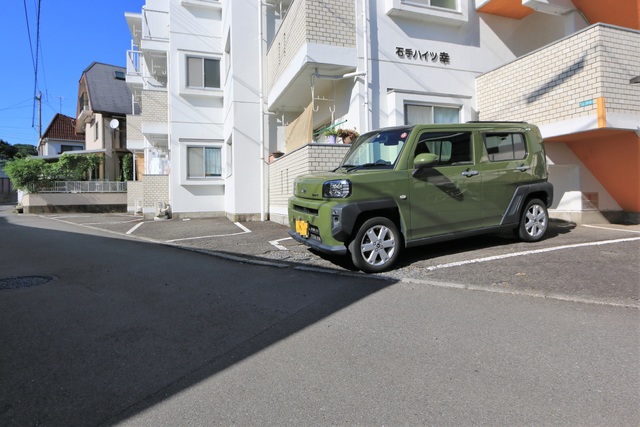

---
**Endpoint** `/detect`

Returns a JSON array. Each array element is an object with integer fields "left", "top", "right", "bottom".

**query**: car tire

[
  {"left": 349, "top": 217, "right": 401, "bottom": 273},
  {"left": 517, "top": 198, "right": 548, "bottom": 242}
]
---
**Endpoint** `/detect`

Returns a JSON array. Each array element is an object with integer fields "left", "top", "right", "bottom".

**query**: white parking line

[
  {"left": 269, "top": 237, "right": 292, "bottom": 250},
  {"left": 584, "top": 224, "right": 640, "bottom": 234},
  {"left": 165, "top": 222, "right": 252, "bottom": 243},
  {"left": 425, "top": 237, "right": 640, "bottom": 271},
  {"left": 126, "top": 222, "right": 144, "bottom": 235}
]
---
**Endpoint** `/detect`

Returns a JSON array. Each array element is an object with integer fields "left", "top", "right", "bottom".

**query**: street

[{"left": 1, "top": 207, "right": 639, "bottom": 426}]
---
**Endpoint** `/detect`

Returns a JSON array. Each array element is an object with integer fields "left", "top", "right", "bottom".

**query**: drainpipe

[
  {"left": 258, "top": 2, "right": 267, "bottom": 221},
  {"left": 362, "top": 0, "right": 370, "bottom": 132}
]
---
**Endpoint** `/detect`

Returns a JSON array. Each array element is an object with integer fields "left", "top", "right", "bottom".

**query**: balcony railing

[
  {"left": 127, "top": 50, "right": 142, "bottom": 76},
  {"left": 266, "top": 0, "right": 357, "bottom": 92},
  {"left": 34, "top": 181, "right": 127, "bottom": 194}
]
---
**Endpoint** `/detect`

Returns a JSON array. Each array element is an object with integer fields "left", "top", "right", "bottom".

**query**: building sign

[
  {"left": 579, "top": 99, "right": 594, "bottom": 107},
  {"left": 396, "top": 47, "right": 450, "bottom": 65}
]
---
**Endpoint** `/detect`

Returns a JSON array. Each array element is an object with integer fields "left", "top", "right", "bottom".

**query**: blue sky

[{"left": 1, "top": 0, "right": 145, "bottom": 147}]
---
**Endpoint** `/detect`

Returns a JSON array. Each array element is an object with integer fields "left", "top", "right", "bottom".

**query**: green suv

[{"left": 288, "top": 122, "right": 553, "bottom": 273}]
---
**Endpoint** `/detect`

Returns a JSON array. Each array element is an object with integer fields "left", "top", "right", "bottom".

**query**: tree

[
  {"left": 0, "top": 140, "right": 18, "bottom": 160},
  {"left": 0, "top": 140, "right": 37, "bottom": 160},
  {"left": 3, "top": 157, "right": 46, "bottom": 192},
  {"left": 13, "top": 144, "right": 38, "bottom": 158},
  {"left": 4, "top": 153, "right": 103, "bottom": 192},
  {"left": 121, "top": 153, "right": 133, "bottom": 181}
]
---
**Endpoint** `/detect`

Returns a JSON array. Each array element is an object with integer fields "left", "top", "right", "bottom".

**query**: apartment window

[
  {"left": 187, "top": 146, "right": 222, "bottom": 178},
  {"left": 187, "top": 57, "right": 221, "bottom": 89},
  {"left": 483, "top": 133, "right": 527, "bottom": 161},
  {"left": 405, "top": 104, "right": 460, "bottom": 125},
  {"left": 404, "top": 0, "right": 457, "bottom": 10}
]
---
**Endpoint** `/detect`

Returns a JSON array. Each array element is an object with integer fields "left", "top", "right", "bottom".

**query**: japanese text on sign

[{"left": 396, "top": 47, "right": 450, "bottom": 65}]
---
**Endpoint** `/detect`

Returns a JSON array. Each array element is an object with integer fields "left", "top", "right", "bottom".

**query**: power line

[{"left": 22, "top": 0, "right": 36, "bottom": 74}]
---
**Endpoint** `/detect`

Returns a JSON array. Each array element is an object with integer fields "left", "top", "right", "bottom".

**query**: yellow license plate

[{"left": 295, "top": 219, "right": 309, "bottom": 238}]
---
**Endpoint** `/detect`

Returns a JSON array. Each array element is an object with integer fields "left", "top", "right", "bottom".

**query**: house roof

[
  {"left": 82, "top": 62, "right": 132, "bottom": 115},
  {"left": 41, "top": 113, "right": 84, "bottom": 143}
]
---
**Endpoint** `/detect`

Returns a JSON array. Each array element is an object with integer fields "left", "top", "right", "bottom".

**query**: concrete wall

[
  {"left": 269, "top": 143, "right": 350, "bottom": 225},
  {"left": 22, "top": 193, "right": 127, "bottom": 214}
]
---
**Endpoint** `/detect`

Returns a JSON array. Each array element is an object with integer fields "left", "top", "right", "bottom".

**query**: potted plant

[
  {"left": 337, "top": 128, "right": 359, "bottom": 144},
  {"left": 323, "top": 128, "right": 338, "bottom": 144}
]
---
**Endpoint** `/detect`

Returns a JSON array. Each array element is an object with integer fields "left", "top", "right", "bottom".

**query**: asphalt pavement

[
  {"left": 8, "top": 206, "right": 639, "bottom": 308},
  {"left": 1, "top": 204, "right": 639, "bottom": 426}
]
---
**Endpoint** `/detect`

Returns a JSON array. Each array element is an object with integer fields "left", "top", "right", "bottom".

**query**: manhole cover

[{"left": 0, "top": 275, "right": 57, "bottom": 290}]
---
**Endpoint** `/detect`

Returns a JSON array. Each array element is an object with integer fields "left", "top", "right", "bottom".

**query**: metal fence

[{"left": 35, "top": 181, "right": 127, "bottom": 193}]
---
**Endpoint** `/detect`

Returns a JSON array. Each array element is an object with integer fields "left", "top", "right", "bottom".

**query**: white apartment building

[
  {"left": 267, "top": 0, "right": 639, "bottom": 224},
  {"left": 124, "top": 0, "right": 639, "bottom": 223},
  {"left": 125, "top": 0, "right": 264, "bottom": 220}
]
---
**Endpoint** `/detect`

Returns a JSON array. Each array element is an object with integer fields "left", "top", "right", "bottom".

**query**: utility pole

[{"left": 35, "top": 91, "right": 42, "bottom": 138}]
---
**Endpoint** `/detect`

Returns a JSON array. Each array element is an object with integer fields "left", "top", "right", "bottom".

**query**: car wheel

[
  {"left": 518, "top": 198, "right": 548, "bottom": 242},
  {"left": 349, "top": 217, "right": 401, "bottom": 273}
]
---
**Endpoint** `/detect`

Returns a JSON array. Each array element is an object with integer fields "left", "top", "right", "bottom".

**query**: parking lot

[
  {"left": 38, "top": 212, "right": 640, "bottom": 308},
  {"left": 2, "top": 206, "right": 639, "bottom": 426}
]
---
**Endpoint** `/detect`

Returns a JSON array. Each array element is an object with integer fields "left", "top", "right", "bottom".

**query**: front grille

[
  {"left": 293, "top": 204, "right": 319, "bottom": 216},
  {"left": 308, "top": 225, "right": 321, "bottom": 241}
]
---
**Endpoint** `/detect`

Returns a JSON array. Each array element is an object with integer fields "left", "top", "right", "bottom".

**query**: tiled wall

[
  {"left": 477, "top": 25, "right": 640, "bottom": 124},
  {"left": 127, "top": 175, "right": 170, "bottom": 216},
  {"left": 142, "top": 175, "right": 170, "bottom": 210},
  {"left": 126, "top": 115, "right": 143, "bottom": 142},
  {"left": 266, "top": 0, "right": 356, "bottom": 91},
  {"left": 141, "top": 90, "right": 168, "bottom": 123},
  {"left": 269, "top": 143, "right": 350, "bottom": 223}
]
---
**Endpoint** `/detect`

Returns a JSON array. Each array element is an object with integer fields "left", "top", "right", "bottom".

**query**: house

[
  {"left": 123, "top": 0, "right": 639, "bottom": 224},
  {"left": 75, "top": 62, "right": 132, "bottom": 181},
  {"left": 37, "top": 113, "right": 85, "bottom": 157}
]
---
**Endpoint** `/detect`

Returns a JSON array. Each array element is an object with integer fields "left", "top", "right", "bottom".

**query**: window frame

[
  {"left": 186, "top": 145, "right": 223, "bottom": 180},
  {"left": 186, "top": 56, "right": 221, "bottom": 90},
  {"left": 404, "top": 103, "right": 461, "bottom": 125},
  {"left": 402, "top": 0, "right": 458, "bottom": 12},
  {"left": 414, "top": 131, "right": 473, "bottom": 167},
  {"left": 482, "top": 132, "right": 528, "bottom": 162}
]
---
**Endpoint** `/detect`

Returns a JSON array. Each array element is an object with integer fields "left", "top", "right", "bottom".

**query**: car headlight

[{"left": 323, "top": 179, "right": 351, "bottom": 198}]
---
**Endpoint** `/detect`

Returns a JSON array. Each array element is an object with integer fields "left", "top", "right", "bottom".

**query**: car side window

[
  {"left": 414, "top": 131, "right": 473, "bottom": 166},
  {"left": 483, "top": 132, "right": 527, "bottom": 161}
]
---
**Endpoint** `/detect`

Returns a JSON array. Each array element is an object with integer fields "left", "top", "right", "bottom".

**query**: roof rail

[{"left": 466, "top": 121, "right": 528, "bottom": 124}]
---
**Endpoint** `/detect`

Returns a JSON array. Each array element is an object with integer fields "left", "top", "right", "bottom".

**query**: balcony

[
  {"left": 140, "top": 7, "right": 169, "bottom": 53},
  {"left": 266, "top": 0, "right": 358, "bottom": 112},
  {"left": 180, "top": 0, "right": 222, "bottom": 10},
  {"left": 476, "top": 24, "right": 640, "bottom": 138}
]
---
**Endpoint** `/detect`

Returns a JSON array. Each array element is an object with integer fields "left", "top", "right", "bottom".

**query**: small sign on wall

[{"left": 579, "top": 99, "right": 594, "bottom": 107}]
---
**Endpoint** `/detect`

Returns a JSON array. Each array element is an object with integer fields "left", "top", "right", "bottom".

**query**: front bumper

[{"left": 288, "top": 230, "right": 348, "bottom": 255}]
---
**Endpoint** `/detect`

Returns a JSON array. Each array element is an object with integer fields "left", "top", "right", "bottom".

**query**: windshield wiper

[{"left": 332, "top": 164, "right": 357, "bottom": 172}]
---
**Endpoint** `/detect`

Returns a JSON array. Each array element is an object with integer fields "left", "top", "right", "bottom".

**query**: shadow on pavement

[{"left": 0, "top": 214, "right": 395, "bottom": 426}]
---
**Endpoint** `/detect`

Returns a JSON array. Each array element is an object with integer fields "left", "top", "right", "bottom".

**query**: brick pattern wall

[
  {"left": 142, "top": 90, "right": 168, "bottom": 123},
  {"left": 267, "top": 0, "right": 356, "bottom": 91},
  {"left": 127, "top": 180, "right": 143, "bottom": 212},
  {"left": 477, "top": 25, "right": 640, "bottom": 124},
  {"left": 126, "top": 114, "right": 143, "bottom": 141},
  {"left": 142, "top": 175, "right": 170, "bottom": 209},
  {"left": 269, "top": 143, "right": 350, "bottom": 219},
  {"left": 127, "top": 175, "right": 170, "bottom": 215}
]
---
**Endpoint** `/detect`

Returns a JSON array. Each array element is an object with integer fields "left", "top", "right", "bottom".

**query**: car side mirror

[{"left": 414, "top": 153, "right": 438, "bottom": 169}]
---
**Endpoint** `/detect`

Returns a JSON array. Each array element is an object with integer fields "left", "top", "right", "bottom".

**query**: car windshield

[{"left": 340, "top": 127, "right": 412, "bottom": 169}]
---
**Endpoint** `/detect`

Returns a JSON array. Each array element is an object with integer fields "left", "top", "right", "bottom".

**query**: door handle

[
  {"left": 461, "top": 169, "right": 479, "bottom": 177},
  {"left": 517, "top": 164, "right": 531, "bottom": 172}
]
